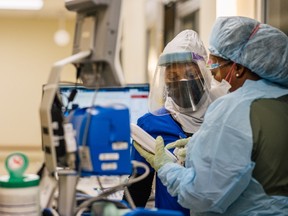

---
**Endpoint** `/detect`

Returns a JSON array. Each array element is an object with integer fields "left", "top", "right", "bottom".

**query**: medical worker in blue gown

[
  {"left": 125, "top": 30, "right": 230, "bottom": 215},
  {"left": 134, "top": 16, "right": 288, "bottom": 215}
]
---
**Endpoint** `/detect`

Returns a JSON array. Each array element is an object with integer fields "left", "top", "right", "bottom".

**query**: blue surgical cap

[{"left": 209, "top": 16, "right": 288, "bottom": 87}]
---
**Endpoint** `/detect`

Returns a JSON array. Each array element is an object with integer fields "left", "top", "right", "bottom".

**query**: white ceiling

[{"left": 0, "top": 0, "right": 76, "bottom": 19}]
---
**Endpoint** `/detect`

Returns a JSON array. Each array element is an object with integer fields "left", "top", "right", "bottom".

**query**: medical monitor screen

[{"left": 59, "top": 83, "right": 150, "bottom": 124}]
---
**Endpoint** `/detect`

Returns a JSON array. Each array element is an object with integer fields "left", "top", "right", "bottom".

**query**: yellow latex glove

[
  {"left": 165, "top": 137, "right": 191, "bottom": 150},
  {"left": 133, "top": 136, "right": 173, "bottom": 172},
  {"left": 165, "top": 137, "right": 191, "bottom": 164},
  {"left": 154, "top": 136, "right": 174, "bottom": 171},
  {"left": 173, "top": 148, "right": 187, "bottom": 161},
  {"left": 133, "top": 140, "right": 155, "bottom": 168}
]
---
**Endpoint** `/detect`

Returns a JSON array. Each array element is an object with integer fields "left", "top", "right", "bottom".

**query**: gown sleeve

[{"left": 158, "top": 96, "right": 255, "bottom": 213}]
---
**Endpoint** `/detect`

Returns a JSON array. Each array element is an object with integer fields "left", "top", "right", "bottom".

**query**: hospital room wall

[
  {"left": 0, "top": 0, "right": 259, "bottom": 174},
  {"left": 0, "top": 17, "right": 77, "bottom": 173},
  {"left": 0, "top": 1, "right": 152, "bottom": 152}
]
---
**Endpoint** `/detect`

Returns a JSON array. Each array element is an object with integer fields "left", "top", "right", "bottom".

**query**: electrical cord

[
  {"left": 77, "top": 66, "right": 101, "bottom": 178},
  {"left": 123, "top": 185, "right": 136, "bottom": 209},
  {"left": 123, "top": 165, "right": 139, "bottom": 209},
  {"left": 57, "top": 64, "right": 150, "bottom": 215},
  {"left": 74, "top": 160, "right": 150, "bottom": 215}
]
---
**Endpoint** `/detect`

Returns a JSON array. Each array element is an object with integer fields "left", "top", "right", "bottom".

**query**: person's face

[
  {"left": 164, "top": 62, "right": 205, "bottom": 109},
  {"left": 208, "top": 54, "right": 233, "bottom": 82},
  {"left": 165, "top": 62, "right": 203, "bottom": 83},
  {"left": 208, "top": 54, "right": 253, "bottom": 92}
]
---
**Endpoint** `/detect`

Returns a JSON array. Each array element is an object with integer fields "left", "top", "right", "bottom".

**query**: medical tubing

[
  {"left": 122, "top": 166, "right": 139, "bottom": 209},
  {"left": 96, "top": 175, "right": 104, "bottom": 190},
  {"left": 74, "top": 160, "right": 150, "bottom": 215},
  {"left": 122, "top": 165, "right": 140, "bottom": 210},
  {"left": 75, "top": 161, "right": 149, "bottom": 213},
  {"left": 77, "top": 76, "right": 100, "bottom": 177},
  {"left": 75, "top": 207, "right": 89, "bottom": 216},
  {"left": 123, "top": 185, "right": 136, "bottom": 209}
]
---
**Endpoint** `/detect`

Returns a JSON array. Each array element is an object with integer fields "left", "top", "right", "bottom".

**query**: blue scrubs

[{"left": 131, "top": 112, "right": 190, "bottom": 216}]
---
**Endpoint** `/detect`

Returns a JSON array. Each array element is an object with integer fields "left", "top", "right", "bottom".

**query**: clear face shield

[{"left": 149, "top": 52, "right": 212, "bottom": 116}]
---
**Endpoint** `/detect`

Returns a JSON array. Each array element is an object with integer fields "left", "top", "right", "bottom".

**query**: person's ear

[{"left": 234, "top": 64, "right": 246, "bottom": 78}]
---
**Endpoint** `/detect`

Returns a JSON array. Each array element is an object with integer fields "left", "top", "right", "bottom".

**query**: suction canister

[{"left": 0, "top": 153, "right": 40, "bottom": 216}]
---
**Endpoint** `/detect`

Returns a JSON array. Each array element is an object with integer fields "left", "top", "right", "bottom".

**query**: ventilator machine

[{"left": 39, "top": 0, "right": 182, "bottom": 215}]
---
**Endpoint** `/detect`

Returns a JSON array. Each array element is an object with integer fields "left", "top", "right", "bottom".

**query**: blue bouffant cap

[{"left": 209, "top": 16, "right": 288, "bottom": 87}]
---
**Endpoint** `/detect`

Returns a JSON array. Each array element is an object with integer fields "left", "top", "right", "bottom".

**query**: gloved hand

[
  {"left": 133, "top": 140, "right": 155, "bottom": 168},
  {"left": 165, "top": 137, "right": 191, "bottom": 150},
  {"left": 133, "top": 136, "right": 174, "bottom": 172},
  {"left": 165, "top": 137, "right": 191, "bottom": 163},
  {"left": 173, "top": 147, "right": 187, "bottom": 162},
  {"left": 154, "top": 136, "right": 174, "bottom": 171}
]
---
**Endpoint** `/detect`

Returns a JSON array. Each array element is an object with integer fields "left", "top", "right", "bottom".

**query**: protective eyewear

[{"left": 207, "top": 61, "right": 231, "bottom": 70}]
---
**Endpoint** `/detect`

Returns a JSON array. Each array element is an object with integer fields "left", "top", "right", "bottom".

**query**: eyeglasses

[{"left": 207, "top": 61, "right": 231, "bottom": 70}]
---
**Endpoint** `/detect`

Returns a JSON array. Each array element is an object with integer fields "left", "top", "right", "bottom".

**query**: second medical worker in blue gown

[
  {"left": 134, "top": 16, "right": 288, "bottom": 215},
  {"left": 126, "top": 30, "right": 230, "bottom": 215}
]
